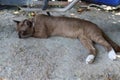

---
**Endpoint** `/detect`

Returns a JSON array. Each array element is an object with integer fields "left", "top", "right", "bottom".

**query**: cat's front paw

[
  {"left": 108, "top": 49, "right": 117, "bottom": 60},
  {"left": 116, "top": 53, "right": 120, "bottom": 58},
  {"left": 86, "top": 55, "right": 95, "bottom": 64}
]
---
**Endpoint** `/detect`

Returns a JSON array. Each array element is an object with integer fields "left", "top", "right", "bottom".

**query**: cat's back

[{"left": 35, "top": 14, "right": 102, "bottom": 32}]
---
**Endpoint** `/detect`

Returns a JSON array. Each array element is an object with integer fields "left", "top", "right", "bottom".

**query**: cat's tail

[{"left": 103, "top": 32, "right": 120, "bottom": 52}]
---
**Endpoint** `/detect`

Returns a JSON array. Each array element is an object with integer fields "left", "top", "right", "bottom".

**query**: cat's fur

[{"left": 14, "top": 14, "right": 120, "bottom": 64}]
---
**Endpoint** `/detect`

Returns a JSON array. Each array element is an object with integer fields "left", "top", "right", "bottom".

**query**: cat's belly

[{"left": 51, "top": 28, "right": 83, "bottom": 38}]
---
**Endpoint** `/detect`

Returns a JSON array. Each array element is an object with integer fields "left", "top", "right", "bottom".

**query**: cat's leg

[
  {"left": 92, "top": 36, "right": 117, "bottom": 60},
  {"left": 33, "top": 26, "right": 49, "bottom": 38},
  {"left": 33, "top": 32, "right": 48, "bottom": 38},
  {"left": 79, "top": 36, "right": 97, "bottom": 64}
]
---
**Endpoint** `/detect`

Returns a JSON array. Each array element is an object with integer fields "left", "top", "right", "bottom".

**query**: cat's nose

[
  {"left": 18, "top": 31, "right": 24, "bottom": 38},
  {"left": 18, "top": 32, "right": 22, "bottom": 38}
]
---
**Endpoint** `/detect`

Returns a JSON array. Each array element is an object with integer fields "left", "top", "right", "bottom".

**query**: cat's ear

[
  {"left": 13, "top": 20, "right": 20, "bottom": 25},
  {"left": 26, "top": 20, "right": 33, "bottom": 28}
]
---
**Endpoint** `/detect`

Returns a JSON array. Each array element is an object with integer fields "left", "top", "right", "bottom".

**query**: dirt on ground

[{"left": 0, "top": 7, "right": 120, "bottom": 80}]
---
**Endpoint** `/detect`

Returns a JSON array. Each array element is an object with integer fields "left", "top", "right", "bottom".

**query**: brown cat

[{"left": 14, "top": 14, "right": 120, "bottom": 64}]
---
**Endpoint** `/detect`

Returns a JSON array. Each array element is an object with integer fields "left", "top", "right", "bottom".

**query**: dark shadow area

[{"left": 0, "top": 5, "right": 20, "bottom": 10}]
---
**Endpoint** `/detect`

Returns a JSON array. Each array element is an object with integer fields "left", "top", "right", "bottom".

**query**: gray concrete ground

[{"left": 0, "top": 8, "right": 120, "bottom": 80}]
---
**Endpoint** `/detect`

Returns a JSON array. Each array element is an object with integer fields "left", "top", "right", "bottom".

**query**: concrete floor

[{"left": 0, "top": 8, "right": 120, "bottom": 80}]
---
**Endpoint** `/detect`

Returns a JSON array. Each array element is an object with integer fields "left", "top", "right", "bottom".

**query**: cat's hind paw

[
  {"left": 86, "top": 55, "right": 95, "bottom": 64},
  {"left": 108, "top": 48, "right": 117, "bottom": 60}
]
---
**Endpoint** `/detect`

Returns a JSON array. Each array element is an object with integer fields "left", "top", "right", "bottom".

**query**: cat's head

[{"left": 14, "top": 19, "right": 34, "bottom": 38}]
